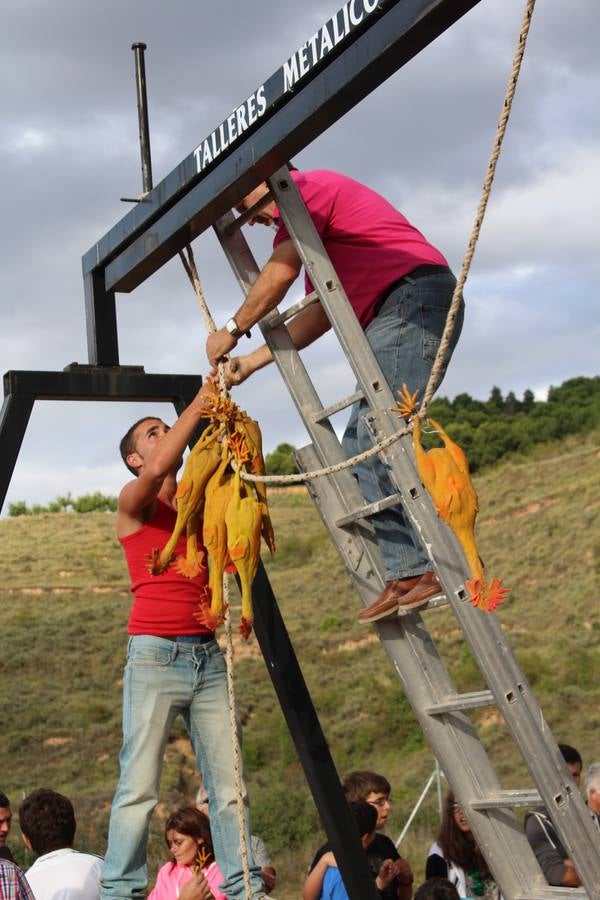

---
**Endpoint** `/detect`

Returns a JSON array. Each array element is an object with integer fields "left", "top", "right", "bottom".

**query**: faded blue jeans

[
  {"left": 342, "top": 269, "right": 464, "bottom": 581},
  {"left": 101, "top": 635, "right": 264, "bottom": 899}
]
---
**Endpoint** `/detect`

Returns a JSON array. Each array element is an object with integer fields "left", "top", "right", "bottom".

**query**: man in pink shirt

[{"left": 206, "top": 169, "right": 463, "bottom": 622}]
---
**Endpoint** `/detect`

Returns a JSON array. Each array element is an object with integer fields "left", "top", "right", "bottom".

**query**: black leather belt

[{"left": 155, "top": 633, "right": 215, "bottom": 644}]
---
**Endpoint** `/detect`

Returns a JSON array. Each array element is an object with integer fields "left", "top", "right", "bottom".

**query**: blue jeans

[
  {"left": 101, "top": 636, "right": 264, "bottom": 899},
  {"left": 342, "top": 270, "right": 464, "bottom": 581}
]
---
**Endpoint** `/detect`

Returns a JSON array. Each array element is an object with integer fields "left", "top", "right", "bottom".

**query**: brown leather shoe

[
  {"left": 358, "top": 573, "right": 425, "bottom": 624},
  {"left": 397, "top": 572, "right": 445, "bottom": 613}
]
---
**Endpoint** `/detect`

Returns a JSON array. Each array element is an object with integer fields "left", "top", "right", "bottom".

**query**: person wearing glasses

[{"left": 308, "top": 770, "right": 413, "bottom": 900}]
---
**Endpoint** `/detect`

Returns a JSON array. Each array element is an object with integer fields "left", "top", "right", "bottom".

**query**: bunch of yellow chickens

[
  {"left": 394, "top": 384, "right": 509, "bottom": 612},
  {"left": 146, "top": 383, "right": 275, "bottom": 639}
]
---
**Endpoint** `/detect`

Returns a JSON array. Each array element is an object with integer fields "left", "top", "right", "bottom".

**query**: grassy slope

[{"left": 1, "top": 428, "right": 599, "bottom": 897}]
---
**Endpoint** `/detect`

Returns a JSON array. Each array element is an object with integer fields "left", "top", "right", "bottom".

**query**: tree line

[{"left": 8, "top": 376, "right": 599, "bottom": 514}]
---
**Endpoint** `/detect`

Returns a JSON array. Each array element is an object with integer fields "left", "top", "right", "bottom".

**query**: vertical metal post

[
  {"left": 250, "top": 564, "right": 379, "bottom": 900},
  {"left": 436, "top": 760, "right": 444, "bottom": 818},
  {"left": 83, "top": 268, "right": 119, "bottom": 366},
  {"left": 131, "top": 42, "right": 153, "bottom": 195},
  {"left": 0, "top": 390, "right": 35, "bottom": 512}
]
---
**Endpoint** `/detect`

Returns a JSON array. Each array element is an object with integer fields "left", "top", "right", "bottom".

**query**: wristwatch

[{"left": 225, "top": 317, "right": 251, "bottom": 339}]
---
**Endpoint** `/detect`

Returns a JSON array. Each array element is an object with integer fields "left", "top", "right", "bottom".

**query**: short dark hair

[
  {"left": 414, "top": 877, "right": 460, "bottom": 900},
  {"left": 349, "top": 800, "right": 377, "bottom": 838},
  {"left": 119, "top": 416, "right": 159, "bottom": 476},
  {"left": 342, "top": 771, "right": 391, "bottom": 802},
  {"left": 19, "top": 789, "right": 76, "bottom": 855},
  {"left": 559, "top": 744, "right": 582, "bottom": 767},
  {"left": 0, "top": 791, "right": 9, "bottom": 808}
]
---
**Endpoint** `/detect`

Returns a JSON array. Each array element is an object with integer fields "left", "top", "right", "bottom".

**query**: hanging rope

[
  {"left": 179, "top": 244, "right": 253, "bottom": 900},
  {"left": 180, "top": 0, "right": 538, "bottom": 485},
  {"left": 420, "top": 0, "right": 537, "bottom": 414}
]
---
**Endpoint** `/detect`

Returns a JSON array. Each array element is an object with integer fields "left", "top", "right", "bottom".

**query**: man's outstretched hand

[{"left": 209, "top": 356, "right": 249, "bottom": 389}]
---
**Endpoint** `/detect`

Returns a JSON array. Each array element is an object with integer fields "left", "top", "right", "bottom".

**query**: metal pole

[
  {"left": 131, "top": 42, "right": 153, "bottom": 195},
  {"left": 395, "top": 769, "right": 438, "bottom": 848},
  {"left": 436, "top": 760, "right": 444, "bottom": 818}
]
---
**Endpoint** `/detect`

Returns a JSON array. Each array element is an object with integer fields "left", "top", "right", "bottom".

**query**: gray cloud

[{"left": 2, "top": 0, "right": 598, "bottom": 508}]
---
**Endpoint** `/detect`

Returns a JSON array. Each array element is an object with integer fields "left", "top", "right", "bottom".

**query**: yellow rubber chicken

[
  {"left": 225, "top": 466, "right": 263, "bottom": 639},
  {"left": 232, "top": 411, "right": 276, "bottom": 555},
  {"left": 202, "top": 444, "right": 237, "bottom": 628},
  {"left": 394, "top": 385, "right": 509, "bottom": 612},
  {"left": 146, "top": 422, "right": 221, "bottom": 576}
]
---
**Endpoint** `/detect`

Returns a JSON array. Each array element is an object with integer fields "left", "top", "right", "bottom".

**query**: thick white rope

[
  {"left": 180, "top": 4, "right": 538, "bottom": 491},
  {"left": 179, "top": 245, "right": 253, "bottom": 899}
]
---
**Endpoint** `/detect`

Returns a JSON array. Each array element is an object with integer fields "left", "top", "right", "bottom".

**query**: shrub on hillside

[{"left": 8, "top": 492, "right": 117, "bottom": 516}]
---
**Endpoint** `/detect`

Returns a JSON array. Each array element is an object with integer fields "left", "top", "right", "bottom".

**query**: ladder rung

[
  {"left": 267, "top": 291, "right": 319, "bottom": 328},
  {"left": 515, "top": 889, "right": 587, "bottom": 900},
  {"left": 471, "top": 789, "right": 541, "bottom": 809},
  {"left": 426, "top": 690, "right": 496, "bottom": 715},
  {"left": 335, "top": 493, "right": 402, "bottom": 527},
  {"left": 312, "top": 391, "right": 365, "bottom": 423}
]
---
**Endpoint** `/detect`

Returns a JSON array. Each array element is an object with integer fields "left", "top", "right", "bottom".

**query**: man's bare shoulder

[{"left": 116, "top": 481, "right": 155, "bottom": 539}]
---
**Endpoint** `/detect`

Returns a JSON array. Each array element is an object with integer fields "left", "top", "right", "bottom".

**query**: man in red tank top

[{"left": 100, "top": 383, "right": 266, "bottom": 900}]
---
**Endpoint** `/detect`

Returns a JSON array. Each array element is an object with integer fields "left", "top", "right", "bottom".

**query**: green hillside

[{"left": 1, "top": 427, "right": 599, "bottom": 898}]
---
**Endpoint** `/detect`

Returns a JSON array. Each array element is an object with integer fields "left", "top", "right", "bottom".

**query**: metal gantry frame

[{"left": 3, "top": 1, "right": 597, "bottom": 898}]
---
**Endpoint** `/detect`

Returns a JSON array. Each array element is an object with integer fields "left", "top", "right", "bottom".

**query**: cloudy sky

[{"left": 1, "top": 0, "right": 598, "bottom": 510}]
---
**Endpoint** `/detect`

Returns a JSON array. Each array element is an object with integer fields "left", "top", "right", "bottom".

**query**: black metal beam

[
  {"left": 82, "top": 0, "right": 481, "bottom": 293},
  {"left": 250, "top": 563, "right": 379, "bottom": 900},
  {"left": 0, "top": 365, "right": 204, "bottom": 512},
  {"left": 2, "top": 366, "right": 202, "bottom": 402},
  {"left": 1, "top": 363, "right": 376, "bottom": 897}
]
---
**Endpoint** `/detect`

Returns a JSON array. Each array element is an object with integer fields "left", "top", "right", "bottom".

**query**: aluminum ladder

[{"left": 213, "top": 165, "right": 600, "bottom": 900}]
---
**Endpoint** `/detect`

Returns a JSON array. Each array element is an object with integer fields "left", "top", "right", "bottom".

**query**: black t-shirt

[
  {"left": 310, "top": 833, "right": 401, "bottom": 899},
  {"left": 0, "top": 846, "right": 14, "bottom": 862}
]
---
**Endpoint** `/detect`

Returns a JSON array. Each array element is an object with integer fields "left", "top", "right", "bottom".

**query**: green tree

[
  {"left": 265, "top": 442, "right": 297, "bottom": 476},
  {"left": 522, "top": 389, "right": 535, "bottom": 414},
  {"left": 8, "top": 501, "right": 30, "bottom": 516},
  {"left": 72, "top": 493, "right": 117, "bottom": 513}
]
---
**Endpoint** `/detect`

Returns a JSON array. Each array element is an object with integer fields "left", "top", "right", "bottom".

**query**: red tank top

[{"left": 119, "top": 499, "right": 210, "bottom": 635}]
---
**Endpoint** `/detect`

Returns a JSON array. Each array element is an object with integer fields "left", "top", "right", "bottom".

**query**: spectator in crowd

[
  {"left": 557, "top": 744, "right": 583, "bottom": 787},
  {"left": 426, "top": 791, "right": 499, "bottom": 900},
  {"left": 309, "top": 770, "right": 413, "bottom": 900},
  {"left": 303, "top": 802, "right": 400, "bottom": 900},
  {"left": 196, "top": 787, "right": 276, "bottom": 895},
  {"left": 19, "top": 788, "right": 102, "bottom": 900},
  {"left": 524, "top": 743, "right": 583, "bottom": 887},
  {"left": 414, "top": 878, "right": 460, "bottom": 900},
  {"left": 584, "top": 763, "right": 600, "bottom": 828},
  {"left": 0, "top": 859, "right": 35, "bottom": 900},
  {"left": 148, "top": 806, "right": 226, "bottom": 900},
  {"left": 0, "top": 791, "right": 14, "bottom": 863}
]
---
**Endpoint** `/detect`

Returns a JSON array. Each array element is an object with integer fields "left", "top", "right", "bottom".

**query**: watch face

[{"left": 226, "top": 318, "right": 240, "bottom": 337}]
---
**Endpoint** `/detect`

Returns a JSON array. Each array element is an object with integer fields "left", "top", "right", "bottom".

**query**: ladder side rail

[
  {"left": 214, "top": 214, "right": 386, "bottom": 588},
  {"left": 217, "top": 192, "right": 600, "bottom": 895},
  {"left": 366, "top": 407, "right": 600, "bottom": 896},
  {"left": 297, "top": 443, "right": 548, "bottom": 900}
]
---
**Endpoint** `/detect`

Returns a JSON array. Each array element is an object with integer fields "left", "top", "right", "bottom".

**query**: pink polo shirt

[{"left": 273, "top": 169, "right": 448, "bottom": 329}]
